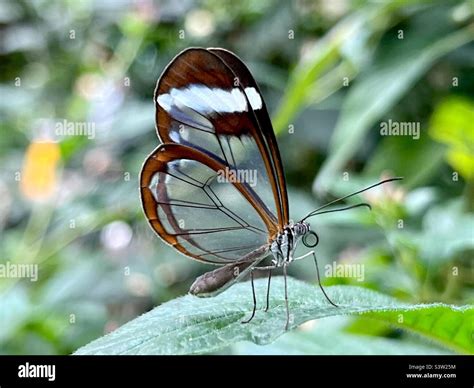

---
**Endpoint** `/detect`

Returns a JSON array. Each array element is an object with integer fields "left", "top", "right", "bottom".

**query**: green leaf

[
  {"left": 365, "top": 136, "right": 446, "bottom": 188},
  {"left": 417, "top": 199, "right": 474, "bottom": 264},
  {"left": 272, "top": 6, "right": 384, "bottom": 134},
  {"left": 233, "top": 316, "right": 454, "bottom": 355},
  {"left": 314, "top": 24, "right": 474, "bottom": 193},
  {"left": 0, "top": 287, "right": 31, "bottom": 344},
  {"left": 74, "top": 278, "right": 472, "bottom": 355},
  {"left": 429, "top": 96, "right": 474, "bottom": 180},
  {"left": 271, "top": 0, "right": 436, "bottom": 134}
]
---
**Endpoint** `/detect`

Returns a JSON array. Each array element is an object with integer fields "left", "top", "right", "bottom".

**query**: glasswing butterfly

[{"left": 140, "top": 47, "right": 401, "bottom": 330}]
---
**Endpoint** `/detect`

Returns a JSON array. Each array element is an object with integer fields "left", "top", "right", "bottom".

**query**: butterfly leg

[
  {"left": 292, "top": 250, "right": 314, "bottom": 261},
  {"left": 283, "top": 262, "right": 290, "bottom": 330},
  {"left": 294, "top": 250, "right": 338, "bottom": 308},
  {"left": 312, "top": 251, "right": 338, "bottom": 307},
  {"left": 264, "top": 269, "right": 272, "bottom": 312},
  {"left": 241, "top": 270, "right": 257, "bottom": 324},
  {"left": 252, "top": 265, "right": 277, "bottom": 312},
  {"left": 254, "top": 264, "right": 290, "bottom": 328}
]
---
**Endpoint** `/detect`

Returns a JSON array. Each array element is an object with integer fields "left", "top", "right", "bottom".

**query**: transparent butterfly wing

[
  {"left": 141, "top": 48, "right": 289, "bottom": 265},
  {"left": 208, "top": 47, "right": 289, "bottom": 224},
  {"left": 154, "top": 48, "right": 288, "bottom": 232},
  {"left": 140, "top": 144, "right": 272, "bottom": 264}
]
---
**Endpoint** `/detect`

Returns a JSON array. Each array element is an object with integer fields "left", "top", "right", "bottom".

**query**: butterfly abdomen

[{"left": 189, "top": 260, "right": 254, "bottom": 297}]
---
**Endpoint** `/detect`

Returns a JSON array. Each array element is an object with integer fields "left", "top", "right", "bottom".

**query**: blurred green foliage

[
  {"left": 429, "top": 96, "right": 474, "bottom": 181},
  {"left": 0, "top": 0, "right": 472, "bottom": 355}
]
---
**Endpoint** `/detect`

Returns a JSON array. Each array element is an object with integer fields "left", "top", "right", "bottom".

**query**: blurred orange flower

[{"left": 20, "top": 141, "right": 61, "bottom": 202}]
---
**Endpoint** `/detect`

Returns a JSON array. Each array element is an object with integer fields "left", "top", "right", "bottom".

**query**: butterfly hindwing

[{"left": 140, "top": 143, "right": 272, "bottom": 264}]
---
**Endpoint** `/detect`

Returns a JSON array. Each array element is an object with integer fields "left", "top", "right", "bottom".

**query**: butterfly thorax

[{"left": 270, "top": 221, "right": 310, "bottom": 267}]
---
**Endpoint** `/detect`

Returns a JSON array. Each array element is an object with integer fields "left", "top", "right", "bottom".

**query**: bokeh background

[{"left": 0, "top": 0, "right": 472, "bottom": 355}]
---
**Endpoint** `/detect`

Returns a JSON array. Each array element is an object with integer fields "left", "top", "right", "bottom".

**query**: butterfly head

[{"left": 270, "top": 221, "right": 317, "bottom": 266}]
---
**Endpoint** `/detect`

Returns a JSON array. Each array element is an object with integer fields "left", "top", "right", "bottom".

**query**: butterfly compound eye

[{"left": 302, "top": 231, "right": 319, "bottom": 248}]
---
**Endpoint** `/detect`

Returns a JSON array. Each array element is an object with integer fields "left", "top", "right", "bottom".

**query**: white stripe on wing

[{"left": 157, "top": 85, "right": 263, "bottom": 118}]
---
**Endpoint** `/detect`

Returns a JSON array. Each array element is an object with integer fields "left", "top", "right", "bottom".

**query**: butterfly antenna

[{"left": 301, "top": 177, "right": 403, "bottom": 222}]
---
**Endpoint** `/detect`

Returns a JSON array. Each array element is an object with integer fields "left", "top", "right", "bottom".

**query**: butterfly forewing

[
  {"left": 154, "top": 48, "right": 287, "bottom": 232},
  {"left": 208, "top": 48, "right": 289, "bottom": 225}
]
